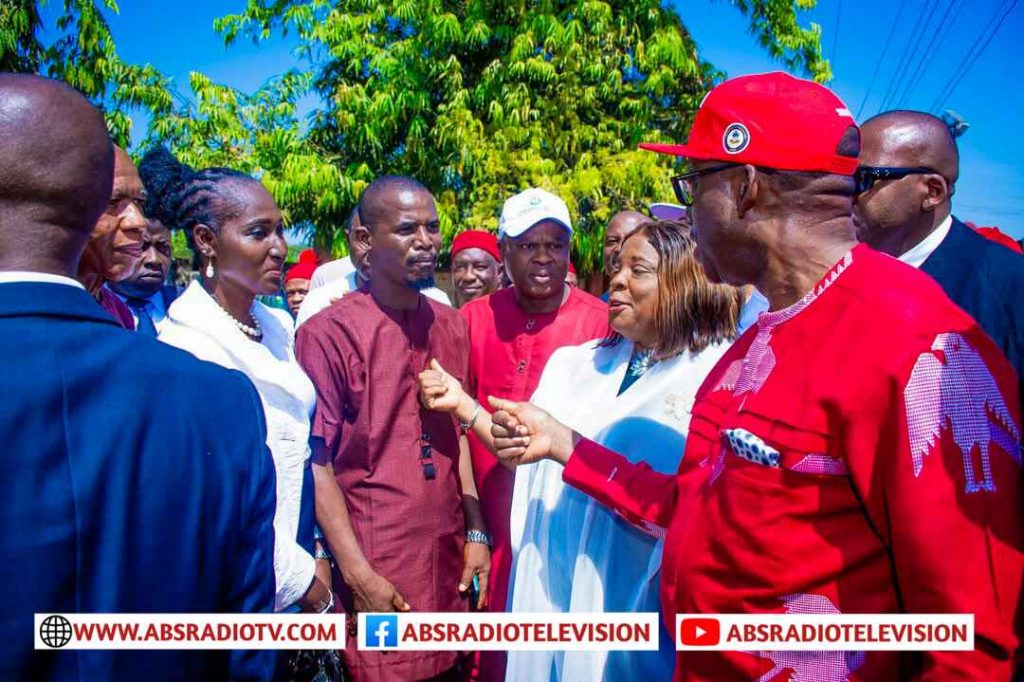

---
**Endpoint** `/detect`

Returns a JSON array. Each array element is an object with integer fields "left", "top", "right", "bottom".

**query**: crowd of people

[{"left": 0, "top": 66, "right": 1022, "bottom": 682}]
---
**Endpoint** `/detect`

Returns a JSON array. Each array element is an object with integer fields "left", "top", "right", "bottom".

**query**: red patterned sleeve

[
  {"left": 854, "top": 327, "right": 1023, "bottom": 680},
  {"left": 562, "top": 438, "right": 679, "bottom": 530}
]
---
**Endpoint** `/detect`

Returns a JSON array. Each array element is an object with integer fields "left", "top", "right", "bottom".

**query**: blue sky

[{"left": 40, "top": 0, "right": 1023, "bottom": 237}]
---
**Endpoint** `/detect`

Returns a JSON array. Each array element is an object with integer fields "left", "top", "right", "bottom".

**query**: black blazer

[
  {"left": 921, "top": 217, "right": 1024, "bottom": 405},
  {"left": 0, "top": 282, "right": 277, "bottom": 681}
]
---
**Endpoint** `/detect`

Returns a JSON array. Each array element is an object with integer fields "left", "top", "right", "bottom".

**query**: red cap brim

[{"left": 639, "top": 142, "right": 696, "bottom": 157}]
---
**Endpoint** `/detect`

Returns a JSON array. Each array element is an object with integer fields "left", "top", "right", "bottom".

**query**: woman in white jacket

[{"left": 141, "top": 148, "right": 332, "bottom": 614}]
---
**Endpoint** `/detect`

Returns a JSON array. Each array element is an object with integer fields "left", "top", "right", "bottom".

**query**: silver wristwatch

[{"left": 466, "top": 529, "right": 492, "bottom": 547}]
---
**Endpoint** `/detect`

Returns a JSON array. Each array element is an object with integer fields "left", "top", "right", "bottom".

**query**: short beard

[{"left": 410, "top": 276, "right": 436, "bottom": 291}]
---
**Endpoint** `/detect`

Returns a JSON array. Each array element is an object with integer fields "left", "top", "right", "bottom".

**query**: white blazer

[{"left": 159, "top": 281, "right": 317, "bottom": 611}]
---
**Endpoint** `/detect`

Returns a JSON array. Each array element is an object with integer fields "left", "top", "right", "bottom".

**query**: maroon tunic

[
  {"left": 97, "top": 286, "right": 135, "bottom": 330},
  {"left": 296, "top": 289, "right": 470, "bottom": 681}
]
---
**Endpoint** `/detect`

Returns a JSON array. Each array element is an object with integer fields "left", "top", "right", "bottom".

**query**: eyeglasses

[
  {"left": 854, "top": 166, "right": 942, "bottom": 194},
  {"left": 670, "top": 163, "right": 739, "bottom": 206}
]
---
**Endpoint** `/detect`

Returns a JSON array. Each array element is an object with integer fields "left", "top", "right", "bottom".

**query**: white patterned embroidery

[
  {"left": 791, "top": 453, "right": 848, "bottom": 476},
  {"left": 750, "top": 593, "right": 865, "bottom": 682},
  {"left": 905, "top": 332, "right": 1021, "bottom": 494},
  {"left": 665, "top": 393, "right": 694, "bottom": 422},
  {"left": 700, "top": 444, "right": 727, "bottom": 487},
  {"left": 714, "top": 252, "right": 853, "bottom": 396}
]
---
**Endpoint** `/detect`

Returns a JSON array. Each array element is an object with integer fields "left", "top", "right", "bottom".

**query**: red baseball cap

[
  {"left": 285, "top": 249, "right": 318, "bottom": 282},
  {"left": 451, "top": 230, "right": 501, "bottom": 263},
  {"left": 640, "top": 72, "right": 859, "bottom": 176}
]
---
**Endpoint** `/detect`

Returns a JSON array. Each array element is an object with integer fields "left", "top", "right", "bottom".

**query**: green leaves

[{"left": 2, "top": 0, "right": 830, "bottom": 276}]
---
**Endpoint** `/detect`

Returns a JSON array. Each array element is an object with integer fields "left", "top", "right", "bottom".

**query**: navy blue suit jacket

[
  {"left": 921, "top": 217, "right": 1024, "bottom": 405},
  {"left": 0, "top": 282, "right": 277, "bottom": 681}
]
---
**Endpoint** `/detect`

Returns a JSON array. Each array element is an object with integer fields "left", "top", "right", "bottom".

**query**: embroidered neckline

[{"left": 756, "top": 249, "right": 854, "bottom": 330}]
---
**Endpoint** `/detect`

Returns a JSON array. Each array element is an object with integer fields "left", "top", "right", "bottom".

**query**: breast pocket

[{"left": 721, "top": 413, "right": 848, "bottom": 480}]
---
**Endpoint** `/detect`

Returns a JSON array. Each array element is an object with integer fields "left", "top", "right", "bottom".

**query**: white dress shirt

[
  {"left": 0, "top": 271, "right": 85, "bottom": 289},
  {"left": 310, "top": 256, "right": 356, "bottom": 289},
  {"left": 898, "top": 214, "right": 953, "bottom": 269}
]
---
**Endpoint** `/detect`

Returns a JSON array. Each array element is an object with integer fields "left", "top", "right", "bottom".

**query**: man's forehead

[
  {"left": 381, "top": 186, "right": 435, "bottom": 213},
  {"left": 454, "top": 247, "right": 497, "bottom": 264}
]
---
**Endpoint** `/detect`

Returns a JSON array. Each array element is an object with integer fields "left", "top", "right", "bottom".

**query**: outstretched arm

[
  {"left": 487, "top": 396, "right": 680, "bottom": 530},
  {"left": 419, "top": 359, "right": 512, "bottom": 469}
]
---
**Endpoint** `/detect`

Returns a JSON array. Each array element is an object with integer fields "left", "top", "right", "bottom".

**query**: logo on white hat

[{"left": 723, "top": 123, "right": 750, "bottom": 154}]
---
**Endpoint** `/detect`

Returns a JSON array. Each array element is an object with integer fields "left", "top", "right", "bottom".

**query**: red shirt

[
  {"left": 563, "top": 245, "right": 1022, "bottom": 681},
  {"left": 461, "top": 286, "right": 607, "bottom": 668},
  {"left": 296, "top": 290, "right": 470, "bottom": 682}
]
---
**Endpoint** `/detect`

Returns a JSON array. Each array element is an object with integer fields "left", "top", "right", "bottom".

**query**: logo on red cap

[{"left": 723, "top": 123, "right": 750, "bottom": 154}]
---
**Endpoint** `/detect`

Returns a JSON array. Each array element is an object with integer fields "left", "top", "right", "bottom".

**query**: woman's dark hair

[
  {"left": 601, "top": 220, "right": 741, "bottom": 358},
  {"left": 138, "top": 147, "right": 255, "bottom": 266}
]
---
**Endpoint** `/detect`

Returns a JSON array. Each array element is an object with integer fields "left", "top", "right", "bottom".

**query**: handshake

[{"left": 417, "top": 359, "right": 578, "bottom": 467}]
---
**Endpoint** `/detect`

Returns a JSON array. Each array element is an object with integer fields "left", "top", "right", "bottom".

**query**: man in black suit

[
  {"left": 855, "top": 110, "right": 1024, "bottom": 404},
  {"left": 109, "top": 218, "right": 178, "bottom": 336},
  {"left": 0, "top": 74, "right": 276, "bottom": 680}
]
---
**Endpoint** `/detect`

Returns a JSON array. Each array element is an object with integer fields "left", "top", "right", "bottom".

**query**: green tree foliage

[
  {"left": 0, "top": 0, "right": 176, "bottom": 146},
  {"left": 3, "top": 0, "right": 829, "bottom": 276}
]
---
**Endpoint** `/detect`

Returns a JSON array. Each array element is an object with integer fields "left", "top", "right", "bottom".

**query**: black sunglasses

[
  {"left": 854, "top": 166, "right": 943, "bottom": 194},
  {"left": 670, "top": 163, "right": 739, "bottom": 206}
]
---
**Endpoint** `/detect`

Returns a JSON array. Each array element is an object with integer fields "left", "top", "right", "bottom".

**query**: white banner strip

[
  {"left": 675, "top": 613, "right": 974, "bottom": 651},
  {"left": 34, "top": 614, "right": 346, "bottom": 650},
  {"left": 357, "top": 612, "right": 661, "bottom": 651}
]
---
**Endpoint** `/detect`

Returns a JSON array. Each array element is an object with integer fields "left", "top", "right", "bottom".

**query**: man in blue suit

[
  {"left": 855, "top": 110, "right": 1024, "bottom": 406},
  {"left": 0, "top": 74, "right": 277, "bottom": 680}
]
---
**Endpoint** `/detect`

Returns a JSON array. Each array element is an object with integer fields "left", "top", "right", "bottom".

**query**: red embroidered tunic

[
  {"left": 563, "top": 245, "right": 1022, "bottom": 681},
  {"left": 460, "top": 287, "right": 608, "bottom": 613}
]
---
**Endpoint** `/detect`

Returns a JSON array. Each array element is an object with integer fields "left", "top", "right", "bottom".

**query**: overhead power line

[
  {"left": 894, "top": 0, "right": 962, "bottom": 108},
  {"left": 876, "top": 0, "right": 934, "bottom": 113},
  {"left": 930, "top": 0, "right": 1019, "bottom": 112},
  {"left": 830, "top": 0, "right": 844, "bottom": 66},
  {"left": 855, "top": 0, "right": 907, "bottom": 120}
]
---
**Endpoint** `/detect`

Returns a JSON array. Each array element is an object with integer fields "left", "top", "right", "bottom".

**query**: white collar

[
  {"left": 898, "top": 214, "right": 953, "bottom": 269},
  {"left": 0, "top": 271, "right": 85, "bottom": 290}
]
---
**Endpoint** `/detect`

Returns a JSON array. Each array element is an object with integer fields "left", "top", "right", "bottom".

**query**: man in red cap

[
  {"left": 284, "top": 248, "right": 317, "bottom": 317},
  {"left": 450, "top": 229, "right": 503, "bottom": 306},
  {"left": 487, "top": 72, "right": 1022, "bottom": 680}
]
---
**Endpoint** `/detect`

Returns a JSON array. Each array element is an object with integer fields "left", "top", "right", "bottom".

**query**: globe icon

[{"left": 39, "top": 615, "right": 73, "bottom": 648}]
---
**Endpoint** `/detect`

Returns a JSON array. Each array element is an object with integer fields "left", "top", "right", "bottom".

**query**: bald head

[
  {"left": 861, "top": 110, "right": 959, "bottom": 184},
  {"left": 358, "top": 176, "right": 433, "bottom": 233},
  {"left": 0, "top": 74, "right": 113, "bottom": 274},
  {"left": 604, "top": 210, "right": 652, "bottom": 276}
]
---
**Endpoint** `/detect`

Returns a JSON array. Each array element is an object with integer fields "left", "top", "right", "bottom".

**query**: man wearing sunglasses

[
  {"left": 487, "top": 72, "right": 1022, "bottom": 681},
  {"left": 855, "top": 110, "right": 1024, "bottom": 408}
]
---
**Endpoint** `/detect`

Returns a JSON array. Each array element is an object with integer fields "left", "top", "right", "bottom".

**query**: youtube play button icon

[{"left": 679, "top": 617, "right": 721, "bottom": 647}]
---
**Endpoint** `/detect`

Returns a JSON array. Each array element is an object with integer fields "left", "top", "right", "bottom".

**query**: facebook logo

[{"left": 365, "top": 614, "right": 398, "bottom": 648}]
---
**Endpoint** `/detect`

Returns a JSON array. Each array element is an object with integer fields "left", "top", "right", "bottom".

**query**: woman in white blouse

[{"left": 141, "top": 148, "right": 331, "bottom": 613}]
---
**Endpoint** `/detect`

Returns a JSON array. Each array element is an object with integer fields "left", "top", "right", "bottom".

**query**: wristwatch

[{"left": 466, "top": 529, "right": 493, "bottom": 547}]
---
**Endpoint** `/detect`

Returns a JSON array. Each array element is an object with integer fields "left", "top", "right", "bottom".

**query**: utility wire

[
  {"left": 876, "top": 0, "right": 934, "bottom": 113},
  {"left": 930, "top": 0, "right": 1019, "bottom": 112},
  {"left": 894, "top": 0, "right": 962, "bottom": 108},
  {"left": 830, "top": 0, "right": 844, "bottom": 66},
  {"left": 855, "top": 0, "right": 907, "bottom": 120}
]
